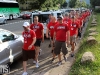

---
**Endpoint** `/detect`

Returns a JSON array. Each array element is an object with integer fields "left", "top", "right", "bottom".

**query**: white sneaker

[
  {"left": 57, "top": 61, "right": 62, "bottom": 66},
  {"left": 33, "top": 60, "right": 36, "bottom": 64},
  {"left": 22, "top": 72, "right": 28, "bottom": 75},
  {"left": 36, "top": 63, "right": 39, "bottom": 68}
]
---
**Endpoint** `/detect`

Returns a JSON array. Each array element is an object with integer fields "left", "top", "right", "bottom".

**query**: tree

[
  {"left": 75, "top": 0, "right": 87, "bottom": 8},
  {"left": 17, "top": 0, "right": 26, "bottom": 4},
  {"left": 69, "top": 0, "right": 77, "bottom": 8},
  {"left": 90, "top": 0, "right": 100, "bottom": 8},
  {"left": 62, "top": 1, "right": 68, "bottom": 8}
]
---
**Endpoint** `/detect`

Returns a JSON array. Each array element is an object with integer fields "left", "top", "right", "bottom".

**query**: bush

[{"left": 94, "top": 8, "right": 100, "bottom": 13}]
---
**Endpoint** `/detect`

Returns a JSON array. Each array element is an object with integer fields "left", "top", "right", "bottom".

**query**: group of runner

[{"left": 22, "top": 9, "right": 90, "bottom": 75}]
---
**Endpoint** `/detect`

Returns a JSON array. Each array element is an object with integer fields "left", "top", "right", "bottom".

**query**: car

[
  {"left": 21, "top": 11, "right": 31, "bottom": 19},
  {"left": 0, "top": 28, "right": 23, "bottom": 64},
  {"left": 20, "top": 11, "right": 28, "bottom": 18},
  {"left": 0, "top": 14, "right": 7, "bottom": 24}
]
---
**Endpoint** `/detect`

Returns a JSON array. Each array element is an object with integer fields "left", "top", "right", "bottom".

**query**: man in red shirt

[
  {"left": 22, "top": 22, "right": 36, "bottom": 75},
  {"left": 30, "top": 16, "right": 44, "bottom": 68},
  {"left": 70, "top": 16, "right": 79, "bottom": 57},
  {"left": 46, "top": 16, "right": 58, "bottom": 62},
  {"left": 54, "top": 17, "right": 70, "bottom": 65}
]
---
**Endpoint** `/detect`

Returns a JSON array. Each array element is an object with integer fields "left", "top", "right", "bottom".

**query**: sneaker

[
  {"left": 71, "top": 53, "right": 74, "bottom": 57},
  {"left": 57, "top": 61, "right": 62, "bottom": 66},
  {"left": 39, "top": 49, "right": 42, "bottom": 55},
  {"left": 36, "top": 62, "right": 39, "bottom": 68},
  {"left": 51, "top": 58, "right": 55, "bottom": 63},
  {"left": 33, "top": 60, "right": 36, "bottom": 64},
  {"left": 63, "top": 56, "right": 67, "bottom": 62},
  {"left": 22, "top": 72, "right": 28, "bottom": 75}
]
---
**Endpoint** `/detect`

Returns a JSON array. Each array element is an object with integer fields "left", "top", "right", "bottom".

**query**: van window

[{"left": 33, "top": 14, "right": 49, "bottom": 23}]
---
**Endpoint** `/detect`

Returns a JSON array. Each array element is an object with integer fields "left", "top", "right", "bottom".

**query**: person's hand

[
  {"left": 28, "top": 45, "right": 33, "bottom": 50},
  {"left": 66, "top": 41, "right": 70, "bottom": 47},
  {"left": 42, "top": 38, "right": 44, "bottom": 43}
]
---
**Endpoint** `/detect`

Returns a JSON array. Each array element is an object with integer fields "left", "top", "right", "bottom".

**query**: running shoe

[
  {"left": 63, "top": 56, "right": 67, "bottom": 62},
  {"left": 71, "top": 53, "right": 74, "bottom": 57},
  {"left": 36, "top": 62, "right": 39, "bottom": 68},
  {"left": 57, "top": 61, "right": 62, "bottom": 66},
  {"left": 22, "top": 72, "right": 28, "bottom": 75}
]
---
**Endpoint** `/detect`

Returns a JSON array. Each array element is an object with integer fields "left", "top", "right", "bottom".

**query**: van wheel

[{"left": 9, "top": 16, "right": 13, "bottom": 20}]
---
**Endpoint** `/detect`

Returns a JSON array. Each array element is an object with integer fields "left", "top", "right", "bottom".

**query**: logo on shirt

[
  {"left": 33, "top": 25, "right": 39, "bottom": 29},
  {"left": 50, "top": 26, "right": 54, "bottom": 29},
  {"left": 23, "top": 34, "right": 31, "bottom": 38},
  {"left": 57, "top": 26, "right": 65, "bottom": 29},
  {"left": 71, "top": 24, "right": 76, "bottom": 27}
]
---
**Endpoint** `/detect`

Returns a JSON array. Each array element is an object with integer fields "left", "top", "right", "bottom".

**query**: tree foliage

[
  {"left": 69, "top": 0, "right": 87, "bottom": 8},
  {"left": 75, "top": 0, "right": 87, "bottom": 8},
  {"left": 69, "top": 0, "right": 77, "bottom": 8},
  {"left": 17, "top": 0, "right": 66, "bottom": 10},
  {"left": 62, "top": 1, "right": 68, "bottom": 8},
  {"left": 90, "top": 0, "right": 100, "bottom": 8}
]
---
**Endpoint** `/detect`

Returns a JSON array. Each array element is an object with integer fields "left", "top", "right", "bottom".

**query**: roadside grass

[{"left": 69, "top": 13, "right": 100, "bottom": 75}]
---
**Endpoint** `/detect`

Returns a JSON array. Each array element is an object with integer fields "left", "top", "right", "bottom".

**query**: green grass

[{"left": 69, "top": 13, "right": 100, "bottom": 75}]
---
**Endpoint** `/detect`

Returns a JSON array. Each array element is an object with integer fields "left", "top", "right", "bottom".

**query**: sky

[{"left": 66, "top": 0, "right": 90, "bottom": 5}]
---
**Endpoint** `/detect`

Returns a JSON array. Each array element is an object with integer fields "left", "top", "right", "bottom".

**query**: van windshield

[{"left": 33, "top": 14, "right": 49, "bottom": 23}]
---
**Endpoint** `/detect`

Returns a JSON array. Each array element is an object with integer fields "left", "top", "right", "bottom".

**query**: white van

[{"left": 30, "top": 11, "right": 63, "bottom": 34}]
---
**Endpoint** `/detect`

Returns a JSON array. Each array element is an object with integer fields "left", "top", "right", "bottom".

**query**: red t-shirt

[
  {"left": 70, "top": 21, "right": 79, "bottom": 36},
  {"left": 63, "top": 18, "right": 71, "bottom": 25},
  {"left": 22, "top": 30, "right": 36, "bottom": 50},
  {"left": 54, "top": 23, "right": 69, "bottom": 41},
  {"left": 30, "top": 22, "right": 43, "bottom": 39},
  {"left": 78, "top": 17, "right": 83, "bottom": 27},
  {"left": 47, "top": 22, "right": 58, "bottom": 38}
]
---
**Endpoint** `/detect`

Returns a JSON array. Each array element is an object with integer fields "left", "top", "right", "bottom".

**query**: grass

[{"left": 69, "top": 13, "right": 100, "bottom": 75}]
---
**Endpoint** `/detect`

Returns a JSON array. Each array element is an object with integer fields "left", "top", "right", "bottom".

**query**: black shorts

[
  {"left": 22, "top": 49, "right": 35, "bottom": 61},
  {"left": 34, "top": 39, "right": 42, "bottom": 47},
  {"left": 54, "top": 40, "right": 68, "bottom": 55}
]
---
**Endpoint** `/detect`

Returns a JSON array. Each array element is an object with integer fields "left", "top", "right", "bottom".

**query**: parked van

[{"left": 30, "top": 11, "right": 63, "bottom": 34}]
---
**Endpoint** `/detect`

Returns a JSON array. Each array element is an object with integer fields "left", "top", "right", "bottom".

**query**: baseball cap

[
  {"left": 58, "top": 16, "right": 63, "bottom": 20},
  {"left": 23, "top": 22, "right": 30, "bottom": 27}
]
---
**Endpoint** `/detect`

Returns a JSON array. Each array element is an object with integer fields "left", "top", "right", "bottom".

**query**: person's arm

[
  {"left": 28, "top": 37, "right": 36, "bottom": 50},
  {"left": 41, "top": 29, "right": 44, "bottom": 43},
  {"left": 28, "top": 31, "right": 36, "bottom": 50},
  {"left": 67, "top": 30, "right": 70, "bottom": 42},
  {"left": 53, "top": 31, "right": 56, "bottom": 42},
  {"left": 46, "top": 28, "right": 49, "bottom": 38}
]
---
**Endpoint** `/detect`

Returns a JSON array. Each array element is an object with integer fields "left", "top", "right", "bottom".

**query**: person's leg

[
  {"left": 51, "top": 39, "right": 56, "bottom": 61},
  {"left": 62, "top": 42, "right": 68, "bottom": 62},
  {"left": 23, "top": 61, "right": 27, "bottom": 72},
  {"left": 70, "top": 36, "right": 75, "bottom": 57},
  {"left": 34, "top": 39, "right": 41, "bottom": 67},
  {"left": 22, "top": 50, "right": 28, "bottom": 75},
  {"left": 54, "top": 41, "right": 62, "bottom": 64},
  {"left": 35, "top": 46, "right": 40, "bottom": 62}
]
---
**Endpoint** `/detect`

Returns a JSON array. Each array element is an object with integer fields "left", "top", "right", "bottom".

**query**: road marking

[{"left": 0, "top": 20, "right": 29, "bottom": 26}]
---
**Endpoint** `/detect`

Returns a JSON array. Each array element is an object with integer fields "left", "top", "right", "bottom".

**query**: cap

[
  {"left": 58, "top": 16, "right": 63, "bottom": 20},
  {"left": 23, "top": 22, "right": 30, "bottom": 27}
]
